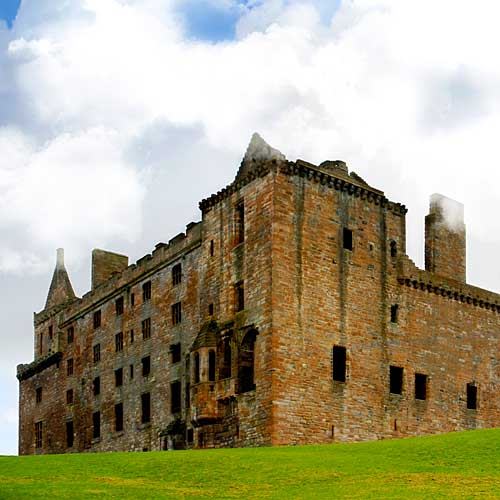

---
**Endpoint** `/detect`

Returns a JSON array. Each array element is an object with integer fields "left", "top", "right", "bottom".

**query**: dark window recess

[
  {"left": 185, "top": 382, "right": 190, "bottom": 408},
  {"left": 115, "top": 403, "right": 124, "bottom": 432},
  {"left": 130, "top": 292, "right": 135, "bottom": 307},
  {"left": 239, "top": 330, "right": 257, "bottom": 393},
  {"left": 172, "top": 302, "right": 182, "bottom": 325},
  {"left": 208, "top": 350, "right": 216, "bottom": 382},
  {"left": 67, "top": 326, "right": 74, "bottom": 344},
  {"left": 48, "top": 325, "right": 53, "bottom": 340},
  {"left": 170, "top": 343, "right": 181, "bottom": 364},
  {"left": 332, "top": 345, "right": 347, "bottom": 382},
  {"left": 93, "top": 376, "right": 100, "bottom": 396},
  {"left": 390, "top": 240, "right": 397, "bottom": 258},
  {"left": 66, "top": 389, "right": 74, "bottom": 405},
  {"left": 67, "top": 358, "right": 74, "bottom": 376},
  {"left": 142, "top": 356, "right": 151, "bottom": 377},
  {"left": 467, "top": 383, "right": 478, "bottom": 410},
  {"left": 235, "top": 201, "right": 245, "bottom": 244},
  {"left": 66, "top": 421, "right": 74, "bottom": 448},
  {"left": 35, "top": 421, "right": 43, "bottom": 448},
  {"left": 415, "top": 373, "right": 427, "bottom": 400},
  {"left": 93, "top": 344, "right": 101, "bottom": 363},
  {"left": 235, "top": 281, "right": 244, "bottom": 312},
  {"left": 171, "top": 381, "right": 181, "bottom": 414},
  {"left": 210, "top": 240, "right": 215, "bottom": 257},
  {"left": 92, "top": 411, "right": 101, "bottom": 439},
  {"left": 130, "top": 329, "right": 134, "bottom": 344},
  {"left": 343, "top": 227, "right": 353, "bottom": 251},
  {"left": 130, "top": 364, "right": 134, "bottom": 380},
  {"left": 115, "top": 368, "right": 123, "bottom": 387},
  {"left": 194, "top": 353, "right": 200, "bottom": 384},
  {"left": 142, "top": 281, "right": 151, "bottom": 302},
  {"left": 208, "top": 303, "right": 214, "bottom": 316},
  {"left": 390, "top": 366, "right": 404, "bottom": 395},
  {"left": 115, "top": 331, "right": 124, "bottom": 352},
  {"left": 93, "top": 310, "right": 101, "bottom": 329},
  {"left": 142, "top": 318, "right": 151, "bottom": 339},
  {"left": 36, "top": 387, "right": 42, "bottom": 404},
  {"left": 141, "top": 393, "right": 151, "bottom": 423},
  {"left": 221, "top": 337, "right": 232, "bottom": 379},
  {"left": 39, "top": 332, "right": 43, "bottom": 356},
  {"left": 187, "top": 428, "right": 194, "bottom": 444},
  {"left": 115, "top": 296, "right": 124, "bottom": 316},
  {"left": 390, "top": 304, "right": 399, "bottom": 324},
  {"left": 172, "top": 263, "right": 182, "bottom": 286}
]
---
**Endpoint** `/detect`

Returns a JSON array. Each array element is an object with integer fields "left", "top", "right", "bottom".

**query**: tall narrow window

[
  {"left": 332, "top": 345, "right": 347, "bottom": 382},
  {"left": 66, "top": 421, "right": 74, "bottom": 448},
  {"left": 389, "top": 366, "right": 404, "bottom": 395},
  {"left": 36, "top": 387, "right": 42, "bottom": 404},
  {"left": 115, "top": 403, "right": 124, "bottom": 432},
  {"left": 343, "top": 228, "right": 353, "bottom": 251},
  {"left": 171, "top": 381, "right": 181, "bottom": 413},
  {"left": 415, "top": 373, "right": 427, "bottom": 400},
  {"left": 92, "top": 411, "right": 101, "bottom": 439},
  {"left": 115, "top": 297, "right": 124, "bottom": 316},
  {"left": 170, "top": 343, "right": 181, "bottom": 364},
  {"left": 39, "top": 332, "right": 43, "bottom": 356},
  {"left": 235, "top": 201, "right": 245, "bottom": 244},
  {"left": 210, "top": 240, "right": 215, "bottom": 257},
  {"left": 172, "top": 302, "right": 182, "bottom": 325},
  {"left": 390, "top": 304, "right": 399, "bottom": 324},
  {"left": 67, "top": 358, "right": 74, "bottom": 376},
  {"left": 235, "top": 281, "right": 244, "bottom": 312},
  {"left": 48, "top": 325, "right": 53, "bottom": 340},
  {"left": 66, "top": 389, "right": 74, "bottom": 405},
  {"left": 129, "top": 364, "right": 134, "bottom": 380},
  {"left": 35, "top": 421, "right": 43, "bottom": 449},
  {"left": 221, "top": 337, "right": 232, "bottom": 379},
  {"left": 208, "top": 350, "right": 216, "bottom": 382},
  {"left": 115, "top": 367, "right": 123, "bottom": 387},
  {"left": 194, "top": 353, "right": 200, "bottom": 384},
  {"left": 115, "top": 331, "right": 124, "bottom": 352},
  {"left": 93, "top": 376, "right": 100, "bottom": 396},
  {"left": 130, "top": 329, "right": 134, "bottom": 344},
  {"left": 185, "top": 382, "right": 190, "bottom": 408},
  {"left": 67, "top": 326, "right": 74, "bottom": 344},
  {"left": 142, "top": 281, "right": 151, "bottom": 302},
  {"left": 208, "top": 303, "right": 214, "bottom": 316},
  {"left": 467, "top": 383, "right": 478, "bottom": 410},
  {"left": 130, "top": 292, "right": 135, "bottom": 307},
  {"left": 142, "top": 318, "right": 151, "bottom": 339},
  {"left": 172, "top": 263, "right": 182, "bottom": 286},
  {"left": 142, "top": 356, "right": 151, "bottom": 377},
  {"left": 141, "top": 393, "right": 151, "bottom": 423},
  {"left": 390, "top": 240, "right": 397, "bottom": 258},
  {"left": 238, "top": 330, "right": 257, "bottom": 392},
  {"left": 93, "top": 344, "right": 101, "bottom": 363},
  {"left": 93, "top": 310, "right": 101, "bottom": 329}
]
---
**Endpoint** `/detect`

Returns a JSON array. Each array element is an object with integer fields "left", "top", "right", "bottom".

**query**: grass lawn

[{"left": 0, "top": 429, "right": 498, "bottom": 499}]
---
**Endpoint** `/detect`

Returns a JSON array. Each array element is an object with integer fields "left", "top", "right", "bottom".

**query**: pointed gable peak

[{"left": 45, "top": 248, "right": 76, "bottom": 310}]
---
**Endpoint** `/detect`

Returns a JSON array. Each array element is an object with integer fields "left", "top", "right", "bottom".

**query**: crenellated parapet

[{"left": 17, "top": 351, "right": 62, "bottom": 381}]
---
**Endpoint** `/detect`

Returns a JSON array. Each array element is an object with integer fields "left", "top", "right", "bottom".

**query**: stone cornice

[{"left": 17, "top": 351, "right": 62, "bottom": 381}]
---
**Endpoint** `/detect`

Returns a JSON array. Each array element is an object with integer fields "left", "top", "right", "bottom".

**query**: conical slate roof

[{"left": 45, "top": 248, "right": 76, "bottom": 310}]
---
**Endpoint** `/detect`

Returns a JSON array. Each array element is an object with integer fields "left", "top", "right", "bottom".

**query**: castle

[{"left": 17, "top": 134, "right": 500, "bottom": 454}]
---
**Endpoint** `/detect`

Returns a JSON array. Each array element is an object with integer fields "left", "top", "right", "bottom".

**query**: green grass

[{"left": 0, "top": 429, "right": 499, "bottom": 499}]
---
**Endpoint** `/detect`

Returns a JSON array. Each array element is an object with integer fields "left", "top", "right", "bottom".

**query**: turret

[{"left": 44, "top": 248, "right": 76, "bottom": 310}]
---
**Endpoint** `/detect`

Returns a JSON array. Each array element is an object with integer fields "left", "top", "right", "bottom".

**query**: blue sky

[{"left": 0, "top": 0, "right": 20, "bottom": 28}]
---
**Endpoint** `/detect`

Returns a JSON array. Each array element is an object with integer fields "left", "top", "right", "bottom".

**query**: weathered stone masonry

[{"left": 17, "top": 134, "right": 499, "bottom": 454}]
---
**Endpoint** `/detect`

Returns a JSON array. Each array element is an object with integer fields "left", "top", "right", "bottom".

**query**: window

[
  {"left": 92, "top": 411, "right": 100, "bottom": 439},
  {"left": 187, "top": 428, "right": 194, "bottom": 444},
  {"left": 415, "top": 373, "right": 427, "bottom": 400},
  {"left": 35, "top": 421, "right": 43, "bottom": 449},
  {"left": 235, "top": 201, "right": 245, "bottom": 244},
  {"left": 141, "top": 393, "right": 151, "bottom": 424},
  {"left": 36, "top": 387, "right": 42, "bottom": 404},
  {"left": 129, "top": 364, "right": 134, "bottom": 380},
  {"left": 332, "top": 345, "right": 347, "bottom": 383},
  {"left": 115, "top": 368, "right": 123, "bottom": 387},
  {"left": 171, "top": 381, "right": 181, "bottom": 413},
  {"left": 238, "top": 331, "right": 257, "bottom": 392},
  {"left": 467, "top": 383, "right": 478, "bottom": 410},
  {"left": 142, "top": 318, "right": 151, "bottom": 340},
  {"left": 390, "top": 304, "right": 399, "bottom": 324},
  {"left": 185, "top": 382, "right": 190, "bottom": 408},
  {"left": 389, "top": 366, "right": 404, "bottom": 395},
  {"left": 93, "top": 344, "right": 101, "bottom": 363},
  {"left": 115, "top": 403, "right": 124, "bottom": 432},
  {"left": 66, "top": 421, "right": 74, "bottom": 448},
  {"left": 67, "top": 326, "right": 74, "bottom": 344},
  {"left": 208, "top": 350, "right": 216, "bottom": 382},
  {"left": 93, "top": 310, "right": 101, "bottom": 329},
  {"left": 66, "top": 389, "right": 74, "bottom": 405},
  {"left": 142, "top": 356, "right": 151, "bottom": 377},
  {"left": 93, "top": 376, "right": 100, "bottom": 396},
  {"left": 130, "top": 292, "right": 135, "bottom": 307},
  {"left": 130, "top": 329, "right": 134, "bottom": 344},
  {"left": 172, "top": 263, "right": 182, "bottom": 286},
  {"left": 115, "top": 297, "right": 124, "bottom": 316},
  {"left": 115, "top": 332, "right": 124, "bottom": 352},
  {"left": 390, "top": 240, "right": 397, "bottom": 258},
  {"left": 142, "top": 281, "right": 151, "bottom": 302},
  {"left": 194, "top": 353, "right": 200, "bottom": 384},
  {"left": 235, "top": 281, "right": 244, "bottom": 312},
  {"left": 343, "top": 228, "right": 353, "bottom": 251},
  {"left": 221, "top": 337, "right": 232, "bottom": 379},
  {"left": 172, "top": 302, "right": 182, "bottom": 325},
  {"left": 208, "top": 303, "right": 214, "bottom": 316},
  {"left": 39, "top": 332, "right": 43, "bottom": 356},
  {"left": 67, "top": 358, "right": 74, "bottom": 376},
  {"left": 210, "top": 240, "right": 215, "bottom": 257},
  {"left": 48, "top": 325, "right": 53, "bottom": 340},
  {"left": 170, "top": 343, "right": 181, "bottom": 364}
]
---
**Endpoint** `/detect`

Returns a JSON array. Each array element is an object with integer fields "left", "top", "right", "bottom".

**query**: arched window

[
  {"left": 238, "top": 330, "right": 257, "bottom": 393},
  {"left": 220, "top": 337, "right": 232, "bottom": 379},
  {"left": 390, "top": 240, "right": 397, "bottom": 258},
  {"left": 194, "top": 352, "right": 200, "bottom": 384},
  {"left": 208, "top": 350, "right": 216, "bottom": 382}
]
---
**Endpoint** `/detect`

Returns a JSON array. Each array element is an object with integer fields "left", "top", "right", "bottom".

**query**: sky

[{"left": 1, "top": 0, "right": 500, "bottom": 455}]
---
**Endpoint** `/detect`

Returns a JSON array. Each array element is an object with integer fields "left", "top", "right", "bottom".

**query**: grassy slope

[{"left": 0, "top": 429, "right": 498, "bottom": 499}]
